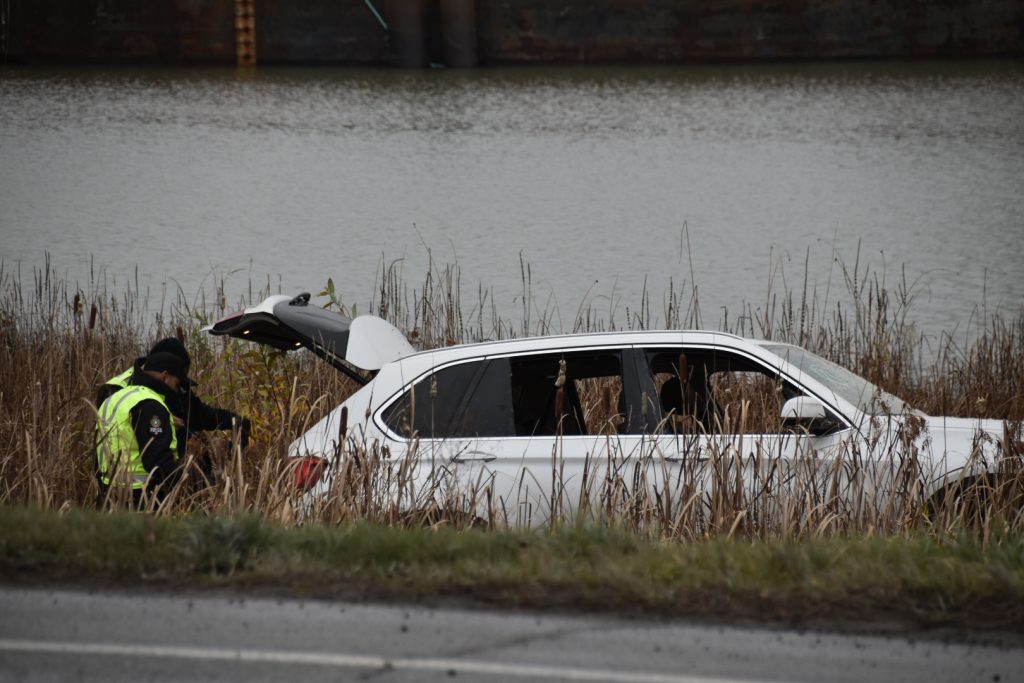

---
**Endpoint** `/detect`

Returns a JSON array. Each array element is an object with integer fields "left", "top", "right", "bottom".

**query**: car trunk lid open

[{"left": 206, "top": 292, "right": 414, "bottom": 384}]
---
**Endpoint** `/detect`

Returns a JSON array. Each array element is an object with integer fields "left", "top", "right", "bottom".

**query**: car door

[
  {"left": 637, "top": 344, "right": 855, "bottom": 525},
  {"left": 489, "top": 346, "right": 663, "bottom": 525}
]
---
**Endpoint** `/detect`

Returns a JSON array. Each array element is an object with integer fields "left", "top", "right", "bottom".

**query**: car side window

[
  {"left": 509, "top": 351, "right": 624, "bottom": 436},
  {"left": 380, "top": 358, "right": 514, "bottom": 439},
  {"left": 707, "top": 370, "right": 788, "bottom": 433},
  {"left": 647, "top": 348, "right": 802, "bottom": 435}
]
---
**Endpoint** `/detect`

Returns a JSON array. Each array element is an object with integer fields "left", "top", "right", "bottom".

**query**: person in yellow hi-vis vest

[
  {"left": 97, "top": 337, "right": 251, "bottom": 458},
  {"left": 95, "top": 352, "right": 188, "bottom": 507}
]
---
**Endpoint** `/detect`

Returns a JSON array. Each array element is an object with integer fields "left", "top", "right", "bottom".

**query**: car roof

[{"left": 393, "top": 328, "right": 760, "bottom": 366}]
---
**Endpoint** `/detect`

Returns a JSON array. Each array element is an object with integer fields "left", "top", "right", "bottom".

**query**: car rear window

[{"left": 381, "top": 358, "right": 514, "bottom": 438}]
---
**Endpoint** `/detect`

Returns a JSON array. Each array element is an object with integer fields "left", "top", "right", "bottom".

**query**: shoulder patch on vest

[{"left": 149, "top": 415, "right": 164, "bottom": 436}]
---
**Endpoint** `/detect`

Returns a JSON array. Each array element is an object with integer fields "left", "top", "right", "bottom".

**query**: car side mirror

[{"left": 781, "top": 396, "right": 837, "bottom": 436}]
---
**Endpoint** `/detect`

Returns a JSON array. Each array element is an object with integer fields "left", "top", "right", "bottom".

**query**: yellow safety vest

[
  {"left": 104, "top": 368, "right": 134, "bottom": 393},
  {"left": 96, "top": 385, "right": 178, "bottom": 489}
]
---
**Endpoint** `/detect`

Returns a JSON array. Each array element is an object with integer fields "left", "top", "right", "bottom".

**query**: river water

[{"left": 1, "top": 61, "right": 1022, "bottom": 341}]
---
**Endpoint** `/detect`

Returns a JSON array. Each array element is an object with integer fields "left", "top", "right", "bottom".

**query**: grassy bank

[{"left": 2, "top": 505, "right": 1022, "bottom": 633}]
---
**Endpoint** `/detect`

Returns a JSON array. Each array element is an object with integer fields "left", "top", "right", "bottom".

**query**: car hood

[
  {"left": 923, "top": 415, "right": 1005, "bottom": 440},
  {"left": 206, "top": 292, "right": 414, "bottom": 384},
  {"left": 913, "top": 414, "right": 1011, "bottom": 480}
]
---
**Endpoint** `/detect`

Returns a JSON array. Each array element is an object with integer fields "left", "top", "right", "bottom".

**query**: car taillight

[{"left": 291, "top": 456, "right": 327, "bottom": 492}]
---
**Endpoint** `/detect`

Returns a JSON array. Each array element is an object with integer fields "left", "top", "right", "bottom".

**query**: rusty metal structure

[
  {"left": 4, "top": 0, "right": 1022, "bottom": 66},
  {"left": 234, "top": 0, "right": 256, "bottom": 66}
]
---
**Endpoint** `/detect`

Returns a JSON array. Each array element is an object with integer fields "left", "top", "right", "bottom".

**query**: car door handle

[{"left": 451, "top": 451, "right": 497, "bottom": 463}]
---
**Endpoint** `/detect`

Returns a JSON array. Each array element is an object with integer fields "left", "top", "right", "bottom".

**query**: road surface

[{"left": 0, "top": 586, "right": 1020, "bottom": 682}]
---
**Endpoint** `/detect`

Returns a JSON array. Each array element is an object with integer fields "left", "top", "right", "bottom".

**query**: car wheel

[{"left": 926, "top": 475, "right": 1008, "bottom": 528}]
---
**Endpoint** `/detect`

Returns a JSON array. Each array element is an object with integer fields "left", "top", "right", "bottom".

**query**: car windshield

[{"left": 760, "top": 343, "right": 913, "bottom": 416}]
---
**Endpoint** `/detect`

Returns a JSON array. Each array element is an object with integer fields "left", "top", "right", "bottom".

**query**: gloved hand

[{"left": 196, "top": 451, "right": 217, "bottom": 487}]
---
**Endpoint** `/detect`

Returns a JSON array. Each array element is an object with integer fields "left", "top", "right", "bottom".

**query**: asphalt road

[{"left": 0, "top": 586, "right": 1020, "bottom": 683}]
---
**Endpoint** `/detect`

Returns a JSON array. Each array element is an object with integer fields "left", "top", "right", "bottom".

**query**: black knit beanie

[{"left": 149, "top": 338, "right": 191, "bottom": 375}]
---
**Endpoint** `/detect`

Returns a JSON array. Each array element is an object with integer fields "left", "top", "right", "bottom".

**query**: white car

[{"left": 209, "top": 293, "right": 1016, "bottom": 526}]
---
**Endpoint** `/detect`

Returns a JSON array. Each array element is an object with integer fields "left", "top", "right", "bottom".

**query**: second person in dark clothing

[{"left": 98, "top": 337, "right": 251, "bottom": 456}]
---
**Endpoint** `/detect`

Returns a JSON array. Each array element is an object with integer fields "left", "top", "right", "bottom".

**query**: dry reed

[{"left": 1, "top": 253, "right": 1022, "bottom": 540}]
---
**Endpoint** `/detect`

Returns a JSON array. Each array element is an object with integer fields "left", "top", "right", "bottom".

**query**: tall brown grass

[{"left": 0, "top": 254, "right": 1021, "bottom": 539}]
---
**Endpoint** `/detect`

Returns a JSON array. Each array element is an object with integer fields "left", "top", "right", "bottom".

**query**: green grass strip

[{"left": 2, "top": 505, "right": 1022, "bottom": 631}]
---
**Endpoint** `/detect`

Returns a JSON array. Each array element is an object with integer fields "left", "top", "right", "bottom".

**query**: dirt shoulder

[{"left": 2, "top": 506, "right": 1023, "bottom": 645}]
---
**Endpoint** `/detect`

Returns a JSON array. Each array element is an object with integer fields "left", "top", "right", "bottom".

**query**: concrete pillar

[
  {"left": 440, "top": 0, "right": 477, "bottom": 67},
  {"left": 390, "top": 0, "right": 428, "bottom": 68}
]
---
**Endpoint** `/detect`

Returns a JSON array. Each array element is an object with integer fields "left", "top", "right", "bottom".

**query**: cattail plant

[{"left": 0, "top": 256, "right": 1021, "bottom": 540}]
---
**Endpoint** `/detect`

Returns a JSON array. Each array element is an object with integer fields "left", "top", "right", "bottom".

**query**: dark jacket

[{"left": 98, "top": 356, "right": 245, "bottom": 454}]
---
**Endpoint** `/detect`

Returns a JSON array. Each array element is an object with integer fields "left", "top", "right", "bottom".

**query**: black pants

[{"left": 95, "top": 484, "right": 154, "bottom": 510}]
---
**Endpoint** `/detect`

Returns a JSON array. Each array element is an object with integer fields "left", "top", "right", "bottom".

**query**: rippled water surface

[{"left": 2, "top": 62, "right": 1022, "bottom": 338}]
